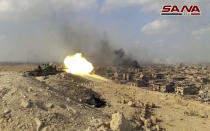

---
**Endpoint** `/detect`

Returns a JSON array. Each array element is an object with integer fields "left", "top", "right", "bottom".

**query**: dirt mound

[{"left": 0, "top": 72, "right": 109, "bottom": 131}]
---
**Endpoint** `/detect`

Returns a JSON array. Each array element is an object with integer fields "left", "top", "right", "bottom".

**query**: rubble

[
  {"left": 175, "top": 85, "right": 199, "bottom": 95},
  {"left": 3, "top": 108, "right": 11, "bottom": 115},
  {"left": 127, "top": 101, "right": 135, "bottom": 107},
  {"left": 144, "top": 119, "right": 152, "bottom": 128},
  {"left": 35, "top": 118, "right": 43, "bottom": 131},
  {"left": 110, "top": 112, "right": 132, "bottom": 131},
  {"left": 198, "top": 85, "right": 210, "bottom": 102},
  {"left": 151, "top": 116, "right": 157, "bottom": 125},
  {"left": 45, "top": 103, "right": 54, "bottom": 108},
  {"left": 97, "top": 125, "right": 109, "bottom": 131},
  {"left": 95, "top": 64, "right": 210, "bottom": 102},
  {"left": 20, "top": 99, "right": 31, "bottom": 108},
  {"left": 67, "top": 106, "right": 77, "bottom": 114}
]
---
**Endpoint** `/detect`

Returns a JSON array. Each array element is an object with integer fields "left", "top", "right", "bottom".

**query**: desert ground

[{"left": 0, "top": 65, "right": 209, "bottom": 131}]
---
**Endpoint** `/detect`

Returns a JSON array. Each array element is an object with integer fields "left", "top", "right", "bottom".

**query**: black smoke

[{"left": 59, "top": 25, "right": 141, "bottom": 67}]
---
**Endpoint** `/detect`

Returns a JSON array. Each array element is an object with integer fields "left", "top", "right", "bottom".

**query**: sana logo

[{"left": 161, "top": 5, "right": 201, "bottom": 16}]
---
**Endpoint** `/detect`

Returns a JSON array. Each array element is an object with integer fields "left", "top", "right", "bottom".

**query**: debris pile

[
  {"left": 198, "top": 86, "right": 210, "bottom": 102},
  {"left": 110, "top": 112, "right": 132, "bottom": 131}
]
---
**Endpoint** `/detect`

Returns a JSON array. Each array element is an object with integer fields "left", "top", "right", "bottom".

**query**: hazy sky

[{"left": 0, "top": 0, "right": 209, "bottom": 64}]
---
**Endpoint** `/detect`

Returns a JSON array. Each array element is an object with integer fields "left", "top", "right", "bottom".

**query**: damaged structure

[{"left": 95, "top": 64, "right": 210, "bottom": 100}]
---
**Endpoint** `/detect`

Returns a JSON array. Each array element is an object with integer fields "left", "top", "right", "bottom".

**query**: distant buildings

[{"left": 95, "top": 64, "right": 210, "bottom": 102}]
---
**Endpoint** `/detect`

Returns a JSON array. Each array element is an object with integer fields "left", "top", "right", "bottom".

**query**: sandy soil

[
  {"left": 0, "top": 65, "right": 210, "bottom": 131},
  {"left": 82, "top": 74, "right": 210, "bottom": 131},
  {"left": 0, "top": 66, "right": 110, "bottom": 131}
]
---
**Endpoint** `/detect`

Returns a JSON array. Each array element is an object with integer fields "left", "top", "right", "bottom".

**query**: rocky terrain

[{"left": 0, "top": 65, "right": 210, "bottom": 131}]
